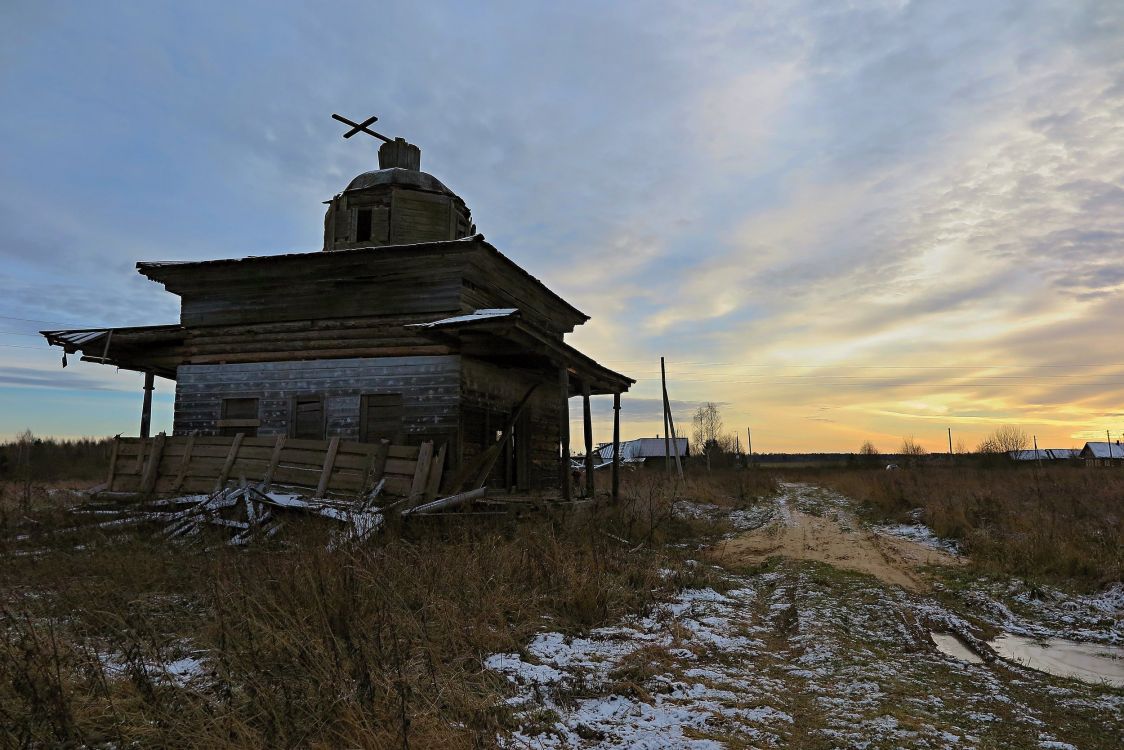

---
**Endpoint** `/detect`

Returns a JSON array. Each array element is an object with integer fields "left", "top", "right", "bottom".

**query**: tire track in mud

[{"left": 709, "top": 483, "right": 962, "bottom": 592}]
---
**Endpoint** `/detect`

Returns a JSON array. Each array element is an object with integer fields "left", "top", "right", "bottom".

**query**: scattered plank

[
  {"left": 424, "top": 443, "right": 446, "bottom": 501},
  {"left": 408, "top": 440, "right": 434, "bottom": 505}
]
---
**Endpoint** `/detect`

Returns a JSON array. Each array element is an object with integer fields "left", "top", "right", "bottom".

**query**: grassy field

[
  {"left": 0, "top": 466, "right": 774, "bottom": 749},
  {"left": 1, "top": 443, "right": 1120, "bottom": 748},
  {"left": 787, "top": 464, "right": 1124, "bottom": 588}
]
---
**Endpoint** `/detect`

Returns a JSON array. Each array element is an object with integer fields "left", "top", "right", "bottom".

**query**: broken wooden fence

[{"left": 105, "top": 434, "right": 446, "bottom": 502}]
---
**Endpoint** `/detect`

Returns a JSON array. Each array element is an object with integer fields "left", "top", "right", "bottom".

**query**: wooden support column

[
  {"left": 582, "top": 382, "right": 594, "bottom": 498},
  {"left": 140, "top": 371, "right": 155, "bottom": 439},
  {"left": 611, "top": 391, "right": 620, "bottom": 503},
  {"left": 559, "top": 367, "right": 571, "bottom": 501},
  {"left": 105, "top": 437, "right": 120, "bottom": 491}
]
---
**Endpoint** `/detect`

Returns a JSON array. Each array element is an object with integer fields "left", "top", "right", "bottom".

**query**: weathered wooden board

[{"left": 107, "top": 435, "right": 442, "bottom": 499}]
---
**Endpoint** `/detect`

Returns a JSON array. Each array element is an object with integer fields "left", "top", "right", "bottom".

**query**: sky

[{"left": 1, "top": 0, "right": 1122, "bottom": 453}]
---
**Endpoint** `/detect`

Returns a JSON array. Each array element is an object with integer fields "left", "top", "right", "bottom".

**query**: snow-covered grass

[
  {"left": 875, "top": 522, "right": 961, "bottom": 555},
  {"left": 98, "top": 646, "right": 209, "bottom": 688}
]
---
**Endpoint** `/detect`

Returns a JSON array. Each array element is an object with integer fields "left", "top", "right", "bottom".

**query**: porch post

[
  {"left": 611, "top": 391, "right": 620, "bottom": 503},
  {"left": 559, "top": 367, "right": 571, "bottom": 501},
  {"left": 582, "top": 382, "right": 594, "bottom": 498},
  {"left": 140, "top": 371, "right": 155, "bottom": 438}
]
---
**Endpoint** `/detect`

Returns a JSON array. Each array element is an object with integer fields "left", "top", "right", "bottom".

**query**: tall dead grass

[
  {"left": 0, "top": 472, "right": 734, "bottom": 748},
  {"left": 798, "top": 465, "right": 1124, "bottom": 587}
]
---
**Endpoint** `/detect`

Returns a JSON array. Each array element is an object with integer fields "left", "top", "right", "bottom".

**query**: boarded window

[
  {"left": 355, "top": 208, "right": 373, "bottom": 242},
  {"left": 292, "top": 396, "right": 324, "bottom": 440},
  {"left": 360, "top": 393, "right": 404, "bottom": 443},
  {"left": 218, "top": 397, "right": 259, "bottom": 437}
]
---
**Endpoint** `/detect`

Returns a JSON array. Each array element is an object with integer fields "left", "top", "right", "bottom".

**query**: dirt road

[
  {"left": 710, "top": 482, "right": 963, "bottom": 591},
  {"left": 488, "top": 483, "right": 1123, "bottom": 748}
]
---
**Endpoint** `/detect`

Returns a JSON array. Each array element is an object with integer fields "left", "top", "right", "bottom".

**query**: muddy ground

[{"left": 488, "top": 483, "right": 1123, "bottom": 749}]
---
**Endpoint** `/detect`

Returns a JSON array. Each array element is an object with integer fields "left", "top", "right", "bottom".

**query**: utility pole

[
  {"left": 947, "top": 427, "right": 953, "bottom": 456},
  {"left": 747, "top": 427, "right": 753, "bottom": 465},
  {"left": 661, "top": 356, "right": 671, "bottom": 474},
  {"left": 1034, "top": 434, "right": 1041, "bottom": 467},
  {"left": 662, "top": 379, "right": 685, "bottom": 481}
]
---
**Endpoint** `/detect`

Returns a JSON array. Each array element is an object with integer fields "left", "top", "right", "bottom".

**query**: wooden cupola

[{"left": 322, "top": 138, "right": 475, "bottom": 251}]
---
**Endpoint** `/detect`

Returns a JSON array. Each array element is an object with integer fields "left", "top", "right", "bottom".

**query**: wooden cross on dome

[{"left": 331, "top": 113, "right": 392, "bottom": 143}]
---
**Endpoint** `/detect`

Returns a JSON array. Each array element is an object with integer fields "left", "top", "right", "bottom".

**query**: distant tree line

[
  {"left": 856, "top": 426, "right": 1032, "bottom": 463},
  {"left": 0, "top": 430, "right": 114, "bottom": 482}
]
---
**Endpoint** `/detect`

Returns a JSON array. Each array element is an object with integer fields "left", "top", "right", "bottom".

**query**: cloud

[
  {"left": 0, "top": 365, "right": 122, "bottom": 391},
  {"left": 1, "top": 0, "right": 1122, "bottom": 449}
]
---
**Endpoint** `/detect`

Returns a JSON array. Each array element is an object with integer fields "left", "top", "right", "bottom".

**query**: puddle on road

[
  {"left": 988, "top": 633, "right": 1124, "bottom": 688},
  {"left": 930, "top": 632, "right": 984, "bottom": 664}
]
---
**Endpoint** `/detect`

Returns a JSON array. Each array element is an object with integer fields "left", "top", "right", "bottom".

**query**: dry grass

[
  {"left": 790, "top": 465, "right": 1124, "bottom": 588},
  {"left": 0, "top": 471, "right": 740, "bottom": 749}
]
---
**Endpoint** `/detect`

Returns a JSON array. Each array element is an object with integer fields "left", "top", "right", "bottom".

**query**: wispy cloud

[{"left": 1, "top": 0, "right": 1121, "bottom": 449}]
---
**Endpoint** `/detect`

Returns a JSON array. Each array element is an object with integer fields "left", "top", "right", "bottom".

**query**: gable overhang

[
  {"left": 41, "top": 324, "right": 186, "bottom": 379},
  {"left": 409, "top": 309, "right": 633, "bottom": 396}
]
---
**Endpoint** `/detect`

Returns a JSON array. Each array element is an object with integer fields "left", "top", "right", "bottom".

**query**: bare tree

[
  {"left": 859, "top": 441, "right": 879, "bottom": 456},
  {"left": 692, "top": 402, "right": 724, "bottom": 471},
  {"left": 14, "top": 429, "right": 34, "bottom": 512},
  {"left": 899, "top": 436, "right": 927, "bottom": 456},
  {"left": 977, "top": 425, "right": 1028, "bottom": 454}
]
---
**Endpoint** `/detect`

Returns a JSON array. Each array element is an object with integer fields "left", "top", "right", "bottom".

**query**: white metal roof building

[
  {"left": 1008, "top": 448, "right": 1080, "bottom": 461},
  {"left": 1079, "top": 442, "right": 1124, "bottom": 460},
  {"left": 597, "top": 437, "right": 689, "bottom": 463}
]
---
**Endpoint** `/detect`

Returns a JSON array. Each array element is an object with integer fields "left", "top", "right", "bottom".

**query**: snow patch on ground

[
  {"left": 488, "top": 486, "right": 1123, "bottom": 747},
  {"left": 486, "top": 585, "right": 793, "bottom": 747},
  {"left": 875, "top": 522, "right": 961, "bottom": 555},
  {"left": 98, "top": 646, "right": 209, "bottom": 688}
]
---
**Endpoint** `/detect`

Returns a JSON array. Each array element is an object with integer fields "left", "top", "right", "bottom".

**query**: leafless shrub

[{"left": 976, "top": 425, "right": 1029, "bottom": 454}]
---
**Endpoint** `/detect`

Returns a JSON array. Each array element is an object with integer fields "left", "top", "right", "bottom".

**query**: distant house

[
  {"left": 1008, "top": 448, "right": 1080, "bottom": 462},
  {"left": 1079, "top": 442, "right": 1124, "bottom": 466},
  {"left": 597, "top": 437, "right": 689, "bottom": 465}
]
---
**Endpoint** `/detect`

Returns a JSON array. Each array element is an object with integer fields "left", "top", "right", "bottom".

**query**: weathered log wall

[{"left": 173, "top": 356, "right": 460, "bottom": 449}]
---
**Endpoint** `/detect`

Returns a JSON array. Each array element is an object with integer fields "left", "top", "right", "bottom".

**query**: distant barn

[
  {"left": 597, "top": 437, "right": 689, "bottom": 465},
  {"left": 1079, "top": 442, "right": 1124, "bottom": 466},
  {"left": 43, "top": 135, "right": 633, "bottom": 498},
  {"left": 1007, "top": 448, "right": 1079, "bottom": 462}
]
